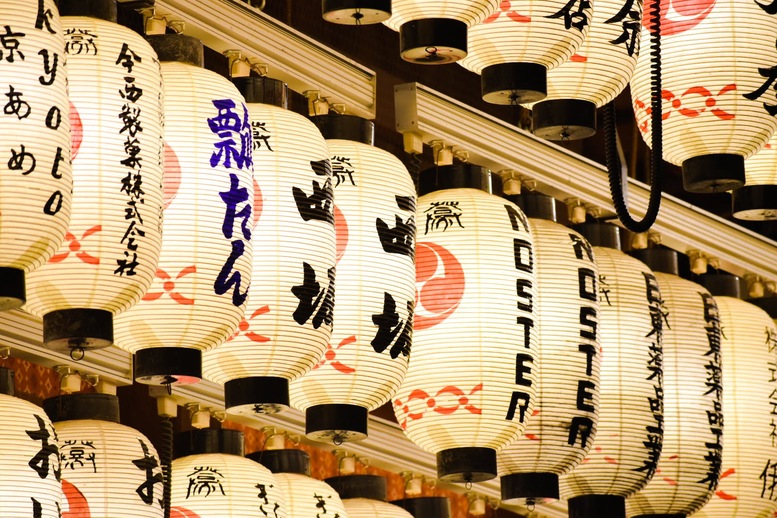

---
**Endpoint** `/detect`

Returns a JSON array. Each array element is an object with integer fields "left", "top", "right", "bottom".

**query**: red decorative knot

[
  {"left": 581, "top": 433, "right": 621, "bottom": 464},
  {"left": 414, "top": 242, "right": 465, "bottom": 330},
  {"left": 142, "top": 266, "right": 197, "bottom": 305},
  {"left": 642, "top": 0, "right": 716, "bottom": 36},
  {"left": 524, "top": 409, "right": 542, "bottom": 440},
  {"left": 394, "top": 384, "right": 483, "bottom": 430},
  {"left": 49, "top": 225, "right": 102, "bottom": 265},
  {"left": 62, "top": 479, "right": 90, "bottom": 517},
  {"left": 484, "top": 0, "right": 531, "bottom": 23},
  {"left": 228, "top": 305, "right": 270, "bottom": 342},
  {"left": 312, "top": 335, "right": 356, "bottom": 374},
  {"left": 653, "top": 454, "right": 680, "bottom": 486},
  {"left": 634, "top": 84, "right": 736, "bottom": 134},
  {"left": 570, "top": 54, "right": 587, "bottom": 62},
  {"left": 715, "top": 468, "right": 737, "bottom": 501}
]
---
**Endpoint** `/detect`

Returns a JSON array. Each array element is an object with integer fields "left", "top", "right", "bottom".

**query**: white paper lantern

[
  {"left": 526, "top": 0, "right": 644, "bottom": 139},
  {"left": 497, "top": 195, "right": 600, "bottom": 506},
  {"left": 627, "top": 249, "right": 722, "bottom": 518},
  {"left": 631, "top": 0, "right": 777, "bottom": 193},
  {"left": 289, "top": 115, "right": 416, "bottom": 443},
  {"left": 114, "top": 34, "right": 253, "bottom": 385},
  {"left": 323, "top": 0, "right": 392, "bottom": 25},
  {"left": 460, "top": 0, "right": 592, "bottom": 104},
  {"left": 560, "top": 224, "right": 664, "bottom": 518},
  {"left": 394, "top": 165, "right": 539, "bottom": 483},
  {"left": 326, "top": 475, "right": 412, "bottom": 518},
  {"left": 733, "top": 136, "right": 777, "bottom": 220},
  {"left": 202, "top": 77, "right": 335, "bottom": 416},
  {"left": 692, "top": 275, "right": 777, "bottom": 518},
  {"left": 25, "top": 0, "right": 164, "bottom": 353},
  {"left": 0, "top": 0, "right": 72, "bottom": 311},
  {"left": 384, "top": 0, "right": 499, "bottom": 63}
]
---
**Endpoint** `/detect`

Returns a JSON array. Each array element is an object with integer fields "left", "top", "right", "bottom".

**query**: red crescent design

[
  {"left": 163, "top": 143, "right": 182, "bottom": 210},
  {"left": 62, "top": 479, "right": 90, "bottom": 518},
  {"left": 334, "top": 204, "right": 348, "bottom": 264},
  {"left": 253, "top": 177, "right": 263, "bottom": 229},
  {"left": 69, "top": 102, "right": 83, "bottom": 160},
  {"left": 414, "top": 242, "right": 465, "bottom": 330},
  {"left": 171, "top": 507, "right": 202, "bottom": 518},
  {"left": 644, "top": 0, "right": 716, "bottom": 36}
]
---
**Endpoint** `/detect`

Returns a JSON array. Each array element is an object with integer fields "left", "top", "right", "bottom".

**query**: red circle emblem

[
  {"left": 644, "top": 0, "right": 716, "bottom": 36},
  {"left": 414, "top": 242, "right": 465, "bottom": 330}
]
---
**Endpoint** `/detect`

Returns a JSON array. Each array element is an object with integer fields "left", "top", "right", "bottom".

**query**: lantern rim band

[
  {"left": 399, "top": 18, "right": 468, "bottom": 65},
  {"left": 505, "top": 193, "right": 557, "bottom": 221},
  {"left": 322, "top": 0, "right": 391, "bottom": 25},
  {"left": 305, "top": 403, "right": 369, "bottom": 441},
  {"left": 567, "top": 495, "right": 626, "bottom": 518},
  {"left": 631, "top": 515, "right": 687, "bottom": 518},
  {"left": 248, "top": 448, "right": 311, "bottom": 476},
  {"left": 732, "top": 184, "right": 777, "bottom": 221},
  {"left": 311, "top": 114, "right": 375, "bottom": 145},
  {"left": 147, "top": 34, "right": 204, "bottom": 67},
  {"left": 390, "top": 496, "right": 452, "bottom": 518},
  {"left": 572, "top": 223, "right": 622, "bottom": 250},
  {"left": 500, "top": 472, "right": 560, "bottom": 505},
  {"left": 532, "top": 99, "right": 597, "bottom": 141},
  {"left": 436, "top": 447, "right": 497, "bottom": 483},
  {"left": 749, "top": 296, "right": 777, "bottom": 318},
  {"left": 697, "top": 273, "right": 741, "bottom": 299},
  {"left": 324, "top": 474, "right": 387, "bottom": 501},
  {"left": 630, "top": 248, "right": 679, "bottom": 276},
  {"left": 0, "top": 367, "right": 14, "bottom": 397},
  {"left": 482, "top": 63, "right": 547, "bottom": 105},
  {"left": 43, "top": 393, "right": 120, "bottom": 423},
  {"left": 43, "top": 309, "right": 113, "bottom": 352},
  {"left": 419, "top": 164, "right": 502, "bottom": 196},
  {"left": 0, "top": 267, "right": 25, "bottom": 311},
  {"left": 173, "top": 429, "right": 245, "bottom": 459},
  {"left": 225, "top": 376, "right": 290, "bottom": 415},
  {"left": 233, "top": 76, "right": 288, "bottom": 109},
  {"left": 682, "top": 154, "right": 745, "bottom": 194},
  {"left": 134, "top": 347, "right": 203, "bottom": 386},
  {"left": 58, "top": 0, "right": 118, "bottom": 22}
]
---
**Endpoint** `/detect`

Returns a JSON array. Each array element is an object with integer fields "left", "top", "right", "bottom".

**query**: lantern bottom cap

[
  {"left": 436, "top": 447, "right": 497, "bottom": 483},
  {"left": 134, "top": 347, "right": 202, "bottom": 385},
  {"left": 682, "top": 153, "right": 745, "bottom": 193},
  {"left": 500, "top": 472, "right": 559, "bottom": 505},
  {"left": 322, "top": 0, "right": 391, "bottom": 24},
  {"left": 532, "top": 99, "right": 597, "bottom": 140},
  {"left": 43, "top": 308, "right": 113, "bottom": 352},
  {"left": 305, "top": 403, "right": 368, "bottom": 442},
  {"left": 482, "top": 63, "right": 547, "bottom": 105},
  {"left": 399, "top": 19, "right": 468, "bottom": 64},
  {"left": 732, "top": 184, "right": 777, "bottom": 220},
  {"left": 567, "top": 494, "right": 626, "bottom": 518},
  {"left": 225, "top": 376, "right": 290, "bottom": 415},
  {"left": 0, "top": 267, "right": 25, "bottom": 311}
]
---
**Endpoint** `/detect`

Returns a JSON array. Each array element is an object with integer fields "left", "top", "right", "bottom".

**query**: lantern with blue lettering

[
  {"left": 289, "top": 114, "right": 416, "bottom": 443},
  {"left": 394, "top": 165, "right": 539, "bottom": 483},
  {"left": 202, "top": 77, "right": 335, "bottom": 416},
  {"left": 459, "top": 0, "right": 592, "bottom": 104},
  {"left": 692, "top": 274, "right": 777, "bottom": 518},
  {"left": 560, "top": 223, "right": 663, "bottom": 518},
  {"left": 114, "top": 34, "right": 253, "bottom": 385},
  {"left": 497, "top": 193, "right": 600, "bottom": 506},
  {"left": 0, "top": 0, "right": 72, "bottom": 311},
  {"left": 733, "top": 135, "right": 777, "bottom": 220},
  {"left": 626, "top": 249, "right": 722, "bottom": 518},
  {"left": 631, "top": 0, "right": 777, "bottom": 193},
  {"left": 43, "top": 393, "right": 163, "bottom": 518},
  {"left": 326, "top": 475, "right": 414, "bottom": 518},
  {"left": 25, "top": 0, "right": 164, "bottom": 353},
  {"left": 323, "top": 0, "right": 392, "bottom": 24}
]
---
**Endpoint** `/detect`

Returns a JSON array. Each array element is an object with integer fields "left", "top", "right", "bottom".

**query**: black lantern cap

[
  {"left": 436, "top": 446, "right": 496, "bottom": 483},
  {"left": 134, "top": 347, "right": 202, "bottom": 386},
  {"left": 233, "top": 76, "right": 288, "bottom": 109},
  {"left": 632, "top": 514, "right": 687, "bottom": 518},
  {"left": 573, "top": 223, "right": 622, "bottom": 250},
  {"left": 532, "top": 99, "right": 597, "bottom": 141},
  {"left": 732, "top": 185, "right": 777, "bottom": 221},
  {"left": 43, "top": 308, "right": 113, "bottom": 353},
  {"left": 568, "top": 495, "right": 626, "bottom": 518},
  {"left": 399, "top": 18, "right": 468, "bottom": 64},
  {"left": 248, "top": 449, "right": 311, "bottom": 476},
  {"left": 391, "top": 497, "right": 452, "bottom": 518},
  {"left": 147, "top": 34, "right": 204, "bottom": 67},
  {"left": 305, "top": 403, "right": 369, "bottom": 442},
  {"left": 325, "top": 474, "right": 387, "bottom": 501},
  {"left": 0, "top": 267, "right": 26, "bottom": 311},
  {"left": 482, "top": 63, "right": 547, "bottom": 105},
  {"left": 505, "top": 192, "right": 557, "bottom": 222},
  {"left": 630, "top": 248, "right": 680, "bottom": 276},
  {"left": 58, "top": 0, "right": 118, "bottom": 22},
  {"left": 323, "top": 0, "right": 392, "bottom": 25},
  {"left": 749, "top": 297, "right": 777, "bottom": 319},
  {"left": 43, "top": 393, "right": 120, "bottom": 423},
  {"left": 173, "top": 429, "right": 244, "bottom": 459},
  {"left": 501, "top": 472, "right": 560, "bottom": 506},
  {"left": 0, "top": 367, "right": 14, "bottom": 397},
  {"left": 311, "top": 114, "right": 374, "bottom": 145},
  {"left": 418, "top": 164, "right": 502, "bottom": 197},
  {"left": 697, "top": 274, "right": 741, "bottom": 299},
  {"left": 682, "top": 154, "right": 745, "bottom": 193},
  {"left": 225, "top": 376, "right": 290, "bottom": 415}
]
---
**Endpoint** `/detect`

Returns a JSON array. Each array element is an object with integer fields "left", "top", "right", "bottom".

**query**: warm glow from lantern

[
  {"left": 734, "top": 136, "right": 777, "bottom": 220},
  {"left": 343, "top": 498, "right": 415, "bottom": 517},
  {"left": 273, "top": 472, "right": 347, "bottom": 518}
]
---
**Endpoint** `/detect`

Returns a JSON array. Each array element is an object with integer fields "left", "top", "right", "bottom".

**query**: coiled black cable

[{"left": 160, "top": 416, "right": 173, "bottom": 518}]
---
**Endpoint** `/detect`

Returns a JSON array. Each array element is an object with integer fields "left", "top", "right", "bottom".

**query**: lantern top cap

[
  {"left": 749, "top": 297, "right": 777, "bottom": 318},
  {"left": 697, "top": 273, "right": 742, "bottom": 299},
  {"left": 505, "top": 192, "right": 557, "bottom": 222},
  {"left": 419, "top": 164, "right": 502, "bottom": 197},
  {"left": 147, "top": 34, "right": 204, "bottom": 67},
  {"left": 573, "top": 223, "right": 621, "bottom": 250},
  {"left": 233, "top": 76, "right": 289, "bottom": 109},
  {"left": 43, "top": 393, "right": 120, "bottom": 423},
  {"left": 247, "top": 448, "right": 311, "bottom": 476},
  {"left": 324, "top": 474, "right": 388, "bottom": 501},
  {"left": 630, "top": 248, "right": 679, "bottom": 276},
  {"left": 311, "top": 114, "right": 375, "bottom": 145},
  {"left": 0, "top": 367, "right": 14, "bottom": 397},
  {"left": 58, "top": 0, "right": 118, "bottom": 22},
  {"left": 173, "top": 429, "right": 245, "bottom": 459},
  {"left": 390, "top": 497, "right": 452, "bottom": 518}
]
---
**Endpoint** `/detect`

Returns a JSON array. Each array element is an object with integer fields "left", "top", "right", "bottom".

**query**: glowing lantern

[
  {"left": 43, "top": 393, "right": 163, "bottom": 517},
  {"left": 631, "top": 0, "right": 777, "bottom": 193},
  {"left": 560, "top": 223, "right": 664, "bottom": 518},
  {"left": 394, "top": 165, "right": 539, "bottom": 483},
  {"left": 289, "top": 114, "right": 416, "bottom": 442},
  {"left": 0, "top": 0, "right": 72, "bottom": 311},
  {"left": 459, "top": 0, "right": 592, "bottom": 104},
  {"left": 627, "top": 249, "right": 722, "bottom": 518},
  {"left": 733, "top": 135, "right": 777, "bottom": 220},
  {"left": 384, "top": 0, "right": 499, "bottom": 64},
  {"left": 202, "top": 76, "right": 335, "bottom": 415},
  {"left": 113, "top": 34, "right": 253, "bottom": 385},
  {"left": 326, "top": 474, "right": 414, "bottom": 518},
  {"left": 323, "top": 0, "right": 392, "bottom": 25},
  {"left": 24, "top": 0, "right": 164, "bottom": 353}
]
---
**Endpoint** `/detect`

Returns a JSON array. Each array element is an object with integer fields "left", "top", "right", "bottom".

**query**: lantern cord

[
  {"left": 160, "top": 416, "right": 173, "bottom": 518},
  {"left": 605, "top": 0, "right": 663, "bottom": 233}
]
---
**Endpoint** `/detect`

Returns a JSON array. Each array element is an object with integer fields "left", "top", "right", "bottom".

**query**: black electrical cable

[{"left": 160, "top": 416, "right": 173, "bottom": 518}]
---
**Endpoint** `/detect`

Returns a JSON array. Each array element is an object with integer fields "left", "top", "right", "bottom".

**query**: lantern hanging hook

[{"left": 69, "top": 344, "right": 85, "bottom": 362}]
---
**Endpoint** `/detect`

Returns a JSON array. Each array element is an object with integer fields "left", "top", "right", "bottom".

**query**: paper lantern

[
  {"left": 692, "top": 274, "right": 777, "bottom": 518},
  {"left": 323, "top": 0, "right": 392, "bottom": 25},
  {"left": 113, "top": 34, "right": 253, "bottom": 385},
  {"left": 627, "top": 249, "right": 722, "bottom": 518},
  {"left": 526, "top": 0, "right": 644, "bottom": 139},
  {"left": 43, "top": 393, "right": 163, "bottom": 517},
  {"left": 289, "top": 114, "right": 416, "bottom": 442},
  {"left": 0, "top": 0, "right": 72, "bottom": 311},
  {"left": 733, "top": 136, "right": 777, "bottom": 220},
  {"left": 496, "top": 193, "right": 600, "bottom": 506},
  {"left": 171, "top": 429, "right": 287, "bottom": 517},
  {"left": 394, "top": 164, "right": 539, "bottom": 483},
  {"left": 459, "top": 0, "right": 592, "bottom": 104},
  {"left": 202, "top": 77, "right": 335, "bottom": 415},
  {"left": 391, "top": 497, "right": 452, "bottom": 518},
  {"left": 0, "top": 367, "right": 62, "bottom": 517},
  {"left": 24, "top": 0, "right": 164, "bottom": 353},
  {"left": 250, "top": 448, "right": 348, "bottom": 518},
  {"left": 560, "top": 223, "right": 664, "bottom": 518},
  {"left": 326, "top": 474, "right": 414, "bottom": 518},
  {"left": 631, "top": 0, "right": 777, "bottom": 193},
  {"left": 383, "top": 0, "right": 499, "bottom": 64}
]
